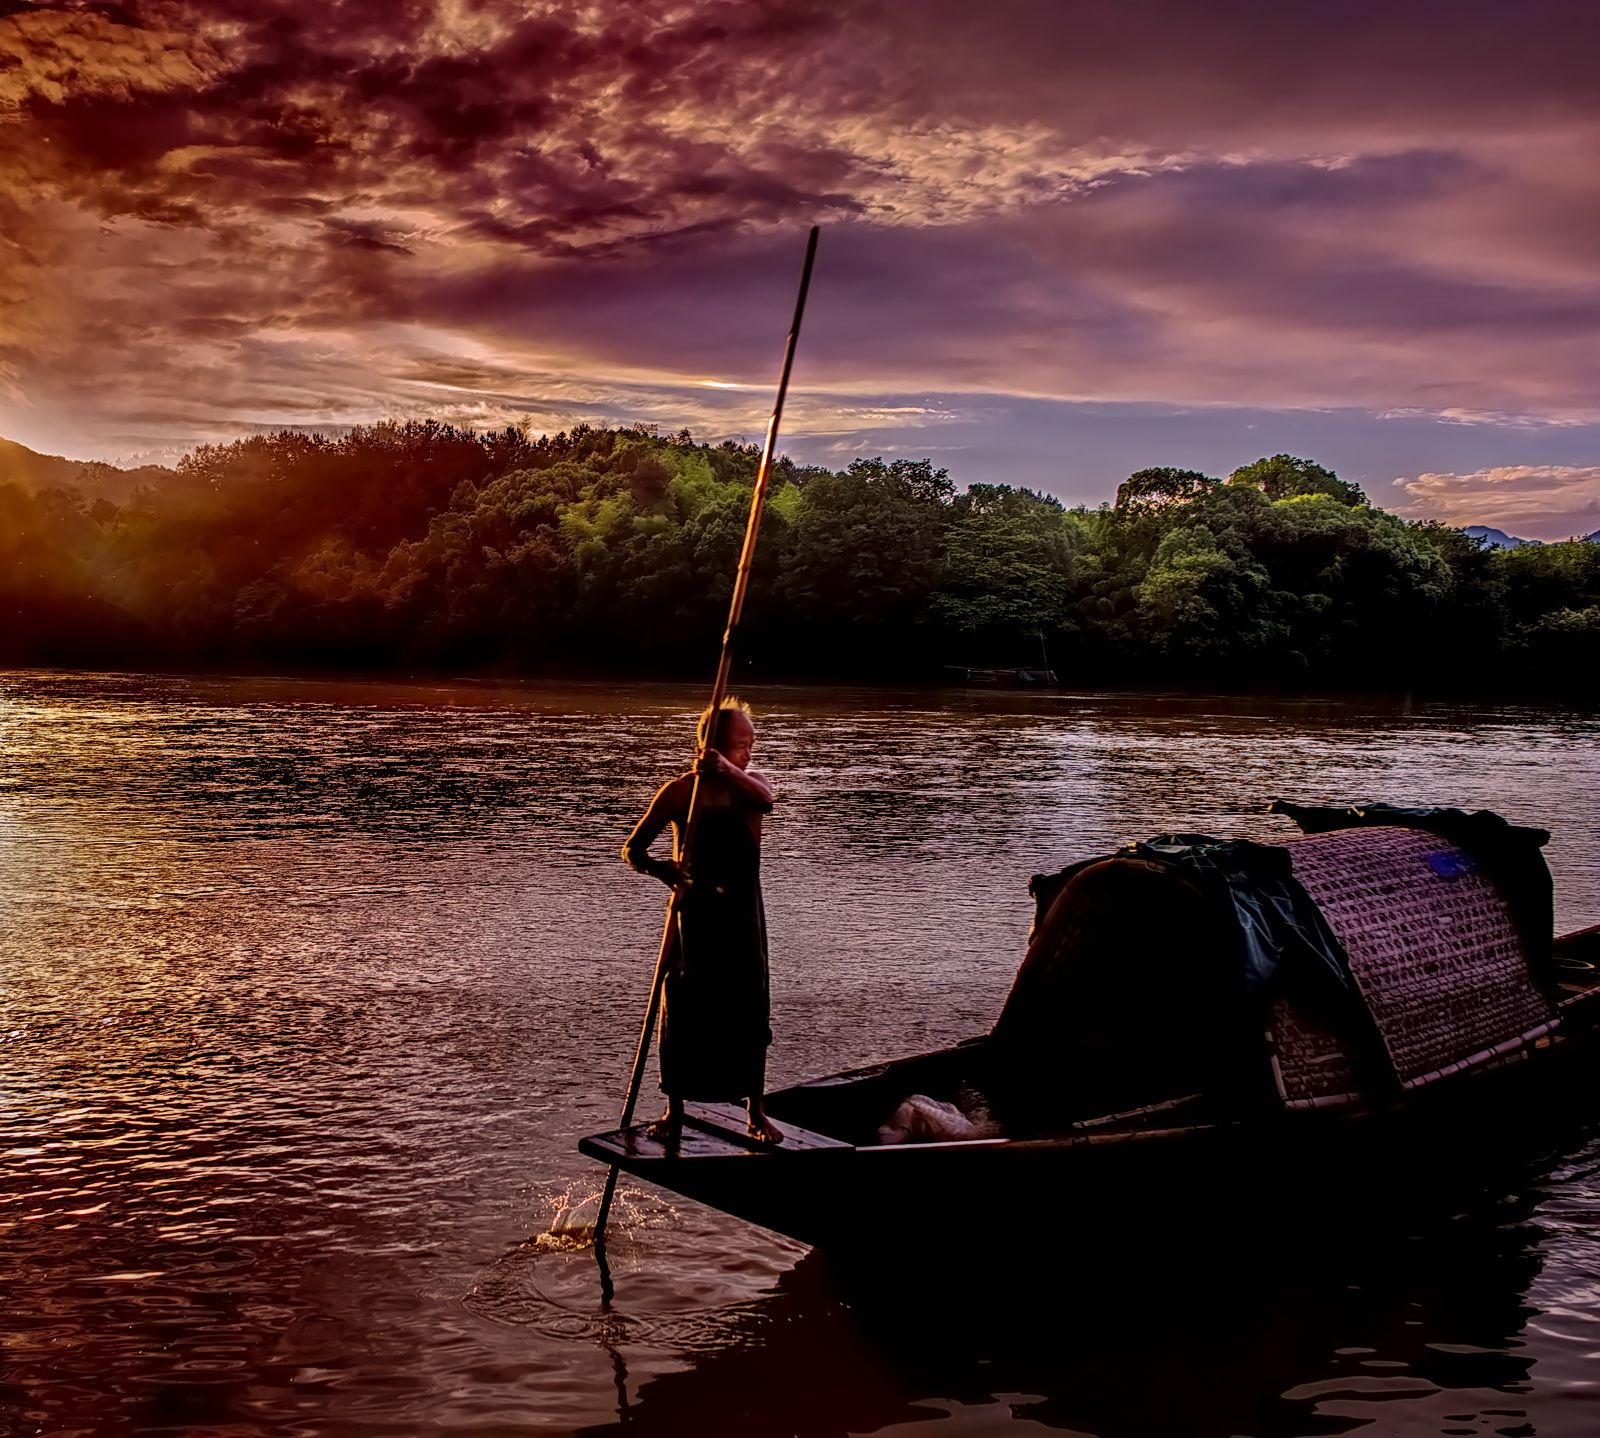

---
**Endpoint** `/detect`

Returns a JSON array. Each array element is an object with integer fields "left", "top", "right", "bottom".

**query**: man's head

[{"left": 698, "top": 697, "right": 755, "bottom": 769}]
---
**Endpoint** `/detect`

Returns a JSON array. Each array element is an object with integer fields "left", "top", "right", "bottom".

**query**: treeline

[{"left": 3, "top": 422, "right": 1598, "bottom": 692}]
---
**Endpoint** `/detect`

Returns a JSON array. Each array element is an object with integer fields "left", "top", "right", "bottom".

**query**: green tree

[
  {"left": 1075, "top": 475, "right": 1452, "bottom": 679},
  {"left": 1496, "top": 539, "right": 1600, "bottom": 627},
  {"left": 1114, "top": 467, "right": 1219, "bottom": 511},
  {"left": 0, "top": 483, "right": 149, "bottom": 661},
  {"left": 930, "top": 484, "right": 1083, "bottom": 646},
  {"left": 1227, "top": 454, "right": 1366, "bottom": 507},
  {"left": 8, "top": 424, "right": 1598, "bottom": 695},
  {"left": 777, "top": 459, "right": 951, "bottom": 623}
]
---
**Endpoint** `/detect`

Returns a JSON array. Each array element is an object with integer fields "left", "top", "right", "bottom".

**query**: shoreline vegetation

[{"left": 3, "top": 422, "right": 1597, "bottom": 697}]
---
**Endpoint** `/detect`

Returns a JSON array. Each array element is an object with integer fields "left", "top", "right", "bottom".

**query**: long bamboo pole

[{"left": 593, "top": 227, "right": 821, "bottom": 1278}]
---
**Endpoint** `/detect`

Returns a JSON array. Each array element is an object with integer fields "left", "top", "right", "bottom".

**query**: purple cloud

[{"left": 4, "top": 0, "right": 1600, "bottom": 483}]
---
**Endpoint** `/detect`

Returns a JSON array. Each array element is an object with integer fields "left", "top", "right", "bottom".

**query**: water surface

[{"left": 2, "top": 671, "right": 1598, "bottom": 1436}]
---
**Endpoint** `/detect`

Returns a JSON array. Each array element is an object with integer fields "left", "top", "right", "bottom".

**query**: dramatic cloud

[
  {"left": 4, "top": 0, "right": 1600, "bottom": 499},
  {"left": 1392, "top": 465, "right": 1600, "bottom": 540}
]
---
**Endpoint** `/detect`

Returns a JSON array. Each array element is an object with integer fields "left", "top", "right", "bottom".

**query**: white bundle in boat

[{"left": 878, "top": 1094, "right": 1000, "bottom": 1145}]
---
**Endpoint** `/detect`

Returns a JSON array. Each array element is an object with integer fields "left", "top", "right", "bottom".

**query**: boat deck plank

[
  {"left": 686, "top": 1102, "right": 853, "bottom": 1152},
  {"left": 581, "top": 1125, "right": 755, "bottom": 1163}
]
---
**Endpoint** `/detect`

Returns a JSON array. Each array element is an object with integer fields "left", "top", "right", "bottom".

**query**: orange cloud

[
  {"left": 1391, "top": 465, "right": 1600, "bottom": 540},
  {"left": 0, "top": 8, "right": 214, "bottom": 112}
]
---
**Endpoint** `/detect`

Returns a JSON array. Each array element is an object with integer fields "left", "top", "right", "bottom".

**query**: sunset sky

[{"left": 5, "top": 0, "right": 1600, "bottom": 536}]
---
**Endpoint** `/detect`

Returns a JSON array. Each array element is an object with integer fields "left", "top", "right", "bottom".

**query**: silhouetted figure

[{"left": 623, "top": 698, "right": 780, "bottom": 1142}]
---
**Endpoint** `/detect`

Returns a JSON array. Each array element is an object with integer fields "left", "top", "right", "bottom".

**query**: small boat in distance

[
  {"left": 942, "top": 665, "right": 1058, "bottom": 686},
  {"left": 581, "top": 808, "right": 1600, "bottom": 1251}
]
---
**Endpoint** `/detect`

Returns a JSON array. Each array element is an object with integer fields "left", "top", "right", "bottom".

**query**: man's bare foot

[
  {"left": 646, "top": 1103, "right": 684, "bottom": 1142},
  {"left": 747, "top": 1100, "right": 783, "bottom": 1144}
]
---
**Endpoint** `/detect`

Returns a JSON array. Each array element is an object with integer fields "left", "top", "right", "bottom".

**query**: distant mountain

[
  {"left": 1462, "top": 525, "right": 1542, "bottom": 550},
  {"left": 0, "top": 436, "right": 171, "bottom": 503},
  {"left": 1462, "top": 524, "right": 1600, "bottom": 547}
]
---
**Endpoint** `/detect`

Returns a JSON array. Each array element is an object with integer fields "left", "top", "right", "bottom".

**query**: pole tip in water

[{"left": 549, "top": 1195, "right": 604, "bottom": 1239}]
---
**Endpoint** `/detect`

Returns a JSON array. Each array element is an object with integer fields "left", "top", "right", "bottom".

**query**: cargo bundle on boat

[{"left": 580, "top": 803, "right": 1600, "bottom": 1249}]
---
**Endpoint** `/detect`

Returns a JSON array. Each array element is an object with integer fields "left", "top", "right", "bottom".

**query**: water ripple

[{"left": 2, "top": 670, "right": 1598, "bottom": 1434}]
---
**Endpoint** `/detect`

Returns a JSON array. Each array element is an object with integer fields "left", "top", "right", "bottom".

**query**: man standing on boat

[{"left": 623, "top": 697, "right": 780, "bottom": 1143}]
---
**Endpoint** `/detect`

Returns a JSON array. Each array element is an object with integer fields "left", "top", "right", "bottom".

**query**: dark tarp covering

[
  {"left": 1022, "top": 832, "right": 1392, "bottom": 1106},
  {"left": 1028, "top": 836, "right": 1356, "bottom": 1002},
  {"left": 1121, "top": 834, "right": 1354, "bottom": 998},
  {"left": 1268, "top": 801, "right": 1558, "bottom": 1000}
]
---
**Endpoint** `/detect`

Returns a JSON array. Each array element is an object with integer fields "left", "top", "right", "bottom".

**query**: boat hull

[
  {"left": 582, "top": 926, "right": 1600, "bottom": 1251},
  {"left": 580, "top": 1023, "right": 1600, "bottom": 1251}
]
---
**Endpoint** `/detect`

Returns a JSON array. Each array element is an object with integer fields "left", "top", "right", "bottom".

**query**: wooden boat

[{"left": 581, "top": 817, "right": 1600, "bottom": 1251}]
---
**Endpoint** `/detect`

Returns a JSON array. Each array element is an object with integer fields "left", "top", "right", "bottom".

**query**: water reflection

[
  {"left": 576, "top": 1231, "right": 1544, "bottom": 1438},
  {"left": 1, "top": 670, "right": 1598, "bottom": 1435},
  {"left": 575, "top": 1104, "right": 1600, "bottom": 1438}
]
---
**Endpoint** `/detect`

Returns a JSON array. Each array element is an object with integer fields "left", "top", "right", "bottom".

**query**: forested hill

[
  {"left": 2, "top": 422, "right": 1597, "bottom": 693},
  {"left": 0, "top": 437, "right": 172, "bottom": 502}
]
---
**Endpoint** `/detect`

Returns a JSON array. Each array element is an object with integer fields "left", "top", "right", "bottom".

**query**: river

[{"left": 1, "top": 670, "right": 1598, "bottom": 1436}]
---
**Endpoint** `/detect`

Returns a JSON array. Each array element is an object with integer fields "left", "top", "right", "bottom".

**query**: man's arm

[
  {"left": 622, "top": 776, "right": 692, "bottom": 885},
  {"left": 699, "top": 752, "right": 775, "bottom": 811}
]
